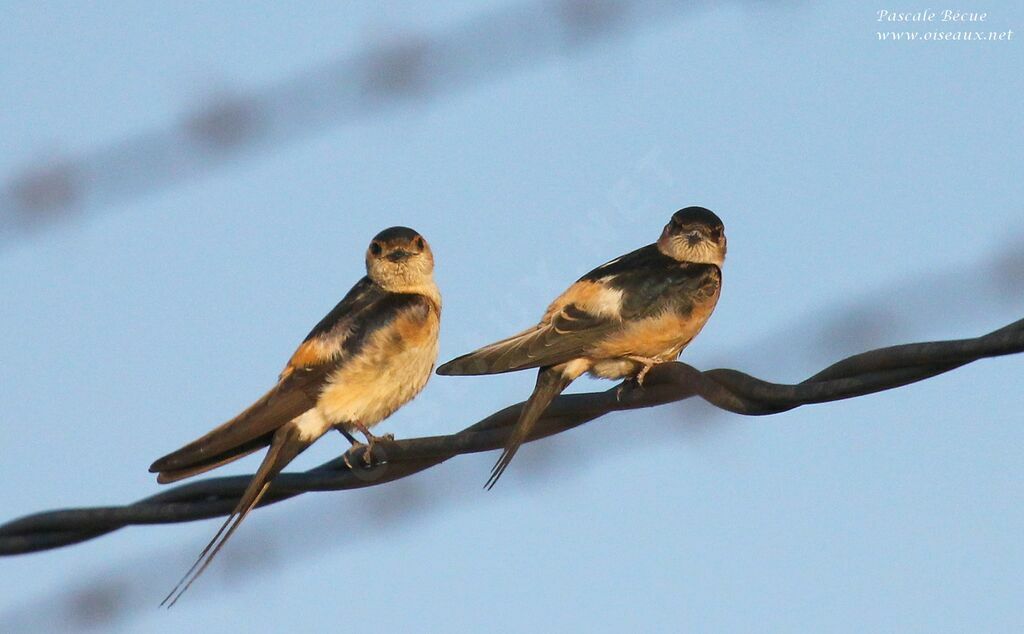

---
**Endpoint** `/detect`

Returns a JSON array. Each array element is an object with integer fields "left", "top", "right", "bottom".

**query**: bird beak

[
  {"left": 387, "top": 249, "right": 413, "bottom": 262},
  {"left": 685, "top": 231, "right": 702, "bottom": 246}
]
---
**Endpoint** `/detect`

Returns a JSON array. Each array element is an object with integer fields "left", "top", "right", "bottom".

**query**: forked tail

[
  {"left": 485, "top": 366, "right": 575, "bottom": 490},
  {"left": 160, "top": 425, "right": 311, "bottom": 607}
]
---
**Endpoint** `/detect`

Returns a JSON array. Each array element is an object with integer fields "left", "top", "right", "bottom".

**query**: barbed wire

[
  {"left": 0, "top": 0, "right": 721, "bottom": 240},
  {"left": 2, "top": 315, "right": 1020, "bottom": 556}
]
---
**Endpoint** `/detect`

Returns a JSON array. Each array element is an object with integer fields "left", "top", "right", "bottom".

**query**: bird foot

[
  {"left": 342, "top": 442, "right": 369, "bottom": 469},
  {"left": 343, "top": 441, "right": 384, "bottom": 469},
  {"left": 627, "top": 356, "right": 662, "bottom": 387},
  {"left": 344, "top": 430, "right": 394, "bottom": 468},
  {"left": 636, "top": 365, "right": 652, "bottom": 386}
]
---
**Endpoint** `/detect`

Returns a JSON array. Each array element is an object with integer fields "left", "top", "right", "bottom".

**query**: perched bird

[
  {"left": 437, "top": 207, "right": 725, "bottom": 489},
  {"left": 150, "top": 226, "right": 441, "bottom": 606}
]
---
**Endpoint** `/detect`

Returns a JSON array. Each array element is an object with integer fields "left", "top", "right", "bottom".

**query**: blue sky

[{"left": 1, "top": 2, "right": 1022, "bottom": 632}]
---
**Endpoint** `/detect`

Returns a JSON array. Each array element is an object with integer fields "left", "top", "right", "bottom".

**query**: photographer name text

[
  {"left": 877, "top": 10, "right": 985, "bottom": 22},
  {"left": 875, "top": 9, "right": 1014, "bottom": 41}
]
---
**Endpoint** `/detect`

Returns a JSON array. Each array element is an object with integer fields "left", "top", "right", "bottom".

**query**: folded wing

[
  {"left": 437, "top": 301, "right": 617, "bottom": 376},
  {"left": 150, "top": 277, "right": 388, "bottom": 482}
]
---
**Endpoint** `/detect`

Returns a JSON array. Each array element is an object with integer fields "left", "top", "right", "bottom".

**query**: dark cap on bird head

[
  {"left": 670, "top": 206, "right": 723, "bottom": 230},
  {"left": 372, "top": 226, "right": 421, "bottom": 243}
]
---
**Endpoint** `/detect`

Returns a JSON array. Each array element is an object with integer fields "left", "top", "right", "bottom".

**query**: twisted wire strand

[{"left": 2, "top": 316, "right": 1021, "bottom": 556}]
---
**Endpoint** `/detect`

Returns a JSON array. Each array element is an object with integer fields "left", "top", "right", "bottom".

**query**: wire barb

[{"left": 1, "top": 316, "right": 1022, "bottom": 556}]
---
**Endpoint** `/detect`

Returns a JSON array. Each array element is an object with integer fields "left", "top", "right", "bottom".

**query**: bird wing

[
  {"left": 148, "top": 373, "right": 324, "bottom": 479},
  {"left": 150, "top": 277, "right": 389, "bottom": 479},
  {"left": 436, "top": 287, "right": 619, "bottom": 375},
  {"left": 436, "top": 247, "right": 669, "bottom": 376},
  {"left": 279, "top": 276, "right": 383, "bottom": 378},
  {"left": 579, "top": 245, "right": 721, "bottom": 321}
]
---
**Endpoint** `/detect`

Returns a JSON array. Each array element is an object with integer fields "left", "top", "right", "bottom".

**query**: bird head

[
  {"left": 365, "top": 226, "right": 435, "bottom": 290},
  {"left": 657, "top": 206, "right": 726, "bottom": 266}
]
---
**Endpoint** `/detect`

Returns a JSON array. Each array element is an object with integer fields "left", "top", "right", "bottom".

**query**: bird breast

[
  {"left": 588, "top": 284, "right": 720, "bottom": 379},
  {"left": 316, "top": 306, "right": 439, "bottom": 427}
]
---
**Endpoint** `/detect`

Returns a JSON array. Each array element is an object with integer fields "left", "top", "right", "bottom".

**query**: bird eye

[
  {"left": 369, "top": 242, "right": 383, "bottom": 256},
  {"left": 413, "top": 236, "right": 425, "bottom": 251}
]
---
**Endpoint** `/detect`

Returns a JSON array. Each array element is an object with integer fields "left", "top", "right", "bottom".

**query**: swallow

[
  {"left": 150, "top": 226, "right": 440, "bottom": 606},
  {"left": 437, "top": 207, "right": 725, "bottom": 489}
]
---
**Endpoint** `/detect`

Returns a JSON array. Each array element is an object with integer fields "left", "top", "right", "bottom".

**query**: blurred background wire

[{"left": 2, "top": 0, "right": 718, "bottom": 241}]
